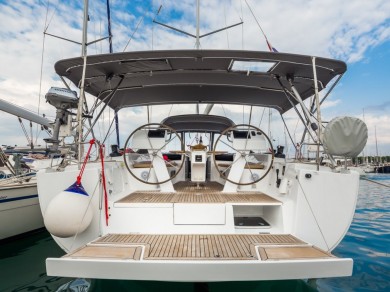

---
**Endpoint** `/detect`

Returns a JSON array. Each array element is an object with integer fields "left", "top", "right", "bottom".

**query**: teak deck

[
  {"left": 65, "top": 234, "right": 333, "bottom": 261},
  {"left": 116, "top": 182, "right": 281, "bottom": 204},
  {"left": 116, "top": 192, "right": 280, "bottom": 204}
]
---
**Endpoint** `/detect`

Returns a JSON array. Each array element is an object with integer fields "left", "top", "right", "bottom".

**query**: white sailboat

[
  {"left": 0, "top": 145, "right": 42, "bottom": 240},
  {"left": 0, "top": 98, "right": 61, "bottom": 240},
  {"left": 36, "top": 0, "right": 368, "bottom": 281},
  {"left": 0, "top": 178, "right": 41, "bottom": 240}
]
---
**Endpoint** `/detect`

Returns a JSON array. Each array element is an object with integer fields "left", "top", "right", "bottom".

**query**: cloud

[
  {"left": 360, "top": 113, "right": 390, "bottom": 156},
  {"left": 0, "top": 0, "right": 389, "bottom": 153},
  {"left": 365, "top": 101, "right": 390, "bottom": 112},
  {"left": 321, "top": 99, "right": 342, "bottom": 109}
]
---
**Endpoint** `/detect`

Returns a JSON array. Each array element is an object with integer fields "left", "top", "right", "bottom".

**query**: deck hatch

[
  {"left": 230, "top": 60, "right": 276, "bottom": 73},
  {"left": 258, "top": 246, "right": 333, "bottom": 261},
  {"left": 65, "top": 245, "right": 143, "bottom": 260}
]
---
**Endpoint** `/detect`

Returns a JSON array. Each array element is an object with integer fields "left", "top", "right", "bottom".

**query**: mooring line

[{"left": 361, "top": 176, "right": 390, "bottom": 189}]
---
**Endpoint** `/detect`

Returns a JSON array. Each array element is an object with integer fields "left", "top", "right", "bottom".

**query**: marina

[
  {"left": 0, "top": 0, "right": 389, "bottom": 290},
  {"left": 1, "top": 175, "right": 389, "bottom": 291}
]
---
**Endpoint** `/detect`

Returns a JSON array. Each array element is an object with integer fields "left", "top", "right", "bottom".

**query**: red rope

[
  {"left": 77, "top": 139, "right": 96, "bottom": 185},
  {"left": 99, "top": 144, "right": 109, "bottom": 226}
]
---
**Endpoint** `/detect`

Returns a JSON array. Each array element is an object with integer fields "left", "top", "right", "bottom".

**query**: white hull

[
  {"left": 47, "top": 256, "right": 352, "bottom": 282},
  {"left": 0, "top": 181, "right": 44, "bottom": 240},
  {"left": 37, "top": 159, "right": 359, "bottom": 281}
]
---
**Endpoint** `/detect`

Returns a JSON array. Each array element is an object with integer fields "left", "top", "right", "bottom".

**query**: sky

[{"left": 0, "top": 0, "right": 389, "bottom": 157}]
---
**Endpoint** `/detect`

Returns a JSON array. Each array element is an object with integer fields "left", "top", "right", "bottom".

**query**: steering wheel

[
  {"left": 212, "top": 124, "right": 274, "bottom": 185},
  {"left": 123, "top": 123, "right": 185, "bottom": 184}
]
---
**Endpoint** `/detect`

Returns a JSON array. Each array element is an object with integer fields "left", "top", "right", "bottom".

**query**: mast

[
  {"left": 76, "top": 0, "right": 89, "bottom": 163},
  {"left": 196, "top": 0, "right": 200, "bottom": 49},
  {"left": 106, "top": 0, "right": 113, "bottom": 53},
  {"left": 362, "top": 108, "right": 366, "bottom": 164},
  {"left": 375, "top": 126, "right": 379, "bottom": 164},
  {"left": 152, "top": 0, "right": 242, "bottom": 114}
]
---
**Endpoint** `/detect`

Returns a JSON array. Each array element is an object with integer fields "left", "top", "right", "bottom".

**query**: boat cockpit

[{"left": 120, "top": 114, "right": 275, "bottom": 193}]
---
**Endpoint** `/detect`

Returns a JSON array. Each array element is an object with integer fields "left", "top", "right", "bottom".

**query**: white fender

[{"left": 44, "top": 182, "right": 93, "bottom": 238}]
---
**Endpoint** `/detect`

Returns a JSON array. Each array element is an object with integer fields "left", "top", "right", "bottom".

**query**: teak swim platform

[{"left": 66, "top": 233, "right": 332, "bottom": 261}]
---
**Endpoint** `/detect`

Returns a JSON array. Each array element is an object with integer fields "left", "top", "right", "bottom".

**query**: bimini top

[
  {"left": 54, "top": 50, "right": 346, "bottom": 114},
  {"left": 161, "top": 114, "right": 235, "bottom": 133}
]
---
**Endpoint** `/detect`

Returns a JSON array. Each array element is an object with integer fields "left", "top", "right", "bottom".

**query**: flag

[{"left": 266, "top": 39, "right": 278, "bottom": 52}]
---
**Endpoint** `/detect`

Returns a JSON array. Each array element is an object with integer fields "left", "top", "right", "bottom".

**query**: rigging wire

[
  {"left": 18, "top": 118, "right": 32, "bottom": 148},
  {"left": 244, "top": 0, "right": 275, "bottom": 51},
  {"left": 44, "top": 1, "right": 58, "bottom": 32},
  {"left": 152, "top": 3, "right": 155, "bottom": 50},
  {"left": 99, "top": 18, "right": 103, "bottom": 54},
  {"left": 280, "top": 114, "right": 296, "bottom": 155},
  {"left": 221, "top": 105, "right": 227, "bottom": 117},
  {"left": 223, "top": 4, "right": 230, "bottom": 49},
  {"left": 297, "top": 178, "right": 330, "bottom": 251},
  {"left": 96, "top": 99, "right": 102, "bottom": 141},
  {"left": 69, "top": 179, "right": 99, "bottom": 252},
  {"left": 167, "top": 104, "right": 174, "bottom": 117},
  {"left": 240, "top": 0, "right": 244, "bottom": 49},
  {"left": 29, "top": 121, "right": 33, "bottom": 149},
  {"left": 283, "top": 119, "right": 288, "bottom": 159},
  {"left": 293, "top": 118, "right": 300, "bottom": 143},
  {"left": 102, "top": 115, "right": 117, "bottom": 144},
  {"left": 361, "top": 177, "right": 390, "bottom": 189},
  {"left": 257, "top": 107, "right": 266, "bottom": 128},
  {"left": 152, "top": 1, "right": 166, "bottom": 49},
  {"left": 89, "top": 0, "right": 98, "bottom": 54},
  {"left": 35, "top": 0, "right": 50, "bottom": 145},
  {"left": 248, "top": 106, "right": 253, "bottom": 125},
  {"left": 107, "top": 104, "right": 110, "bottom": 147},
  {"left": 123, "top": 6, "right": 149, "bottom": 52}
]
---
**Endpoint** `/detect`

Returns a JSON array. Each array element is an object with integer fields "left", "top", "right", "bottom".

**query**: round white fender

[{"left": 44, "top": 182, "right": 93, "bottom": 238}]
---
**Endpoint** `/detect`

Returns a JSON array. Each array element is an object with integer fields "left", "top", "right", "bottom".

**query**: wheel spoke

[
  {"left": 157, "top": 135, "right": 177, "bottom": 153},
  {"left": 220, "top": 162, "right": 233, "bottom": 175},
  {"left": 146, "top": 152, "right": 156, "bottom": 182},
  {"left": 164, "top": 159, "right": 178, "bottom": 169},
  {"left": 219, "top": 139, "right": 240, "bottom": 153},
  {"left": 123, "top": 123, "right": 184, "bottom": 185},
  {"left": 243, "top": 125, "right": 251, "bottom": 151},
  {"left": 242, "top": 154, "right": 256, "bottom": 183},
  {"left": 214, "top": 124, "right": 274, "bottom": 186}
]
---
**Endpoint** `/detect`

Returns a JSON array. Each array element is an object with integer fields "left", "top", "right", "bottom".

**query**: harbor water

[{"left": 1, "top": 175, "right": 389, "bottom": 292}]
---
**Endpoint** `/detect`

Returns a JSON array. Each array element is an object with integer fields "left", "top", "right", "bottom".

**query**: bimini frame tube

[
  {"left": 76, "top": 0, "right": 89, "bottom": 165},
  {"left": 300, "top": 73, "right": 344, "bottom": 148},
  {"left": 288, "top": 78, "right": 318, "bottom": 132},
  {"left": 276, "top": 76, "right": 317, "bottom": 142},
  {"left": 312, "top": 57, "right": 322, "bottom": 170}
]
